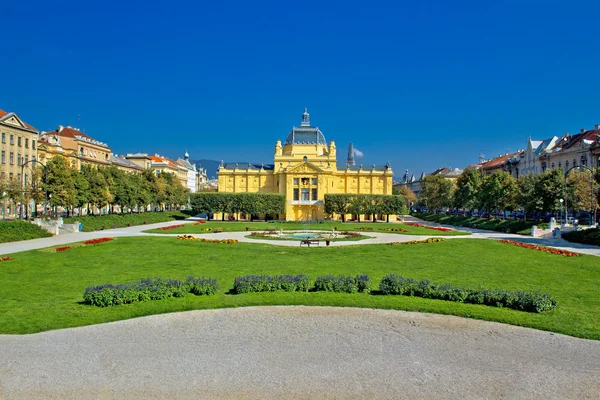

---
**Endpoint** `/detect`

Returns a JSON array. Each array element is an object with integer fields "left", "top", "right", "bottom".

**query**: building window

[
  {"left": 25, "top": 138, "right": 29, "bottom": 148},
  {"left": 311, "top": 178, "right": 317, "bottom": 185},
  {"left": 541, "top": 162, "right": 546, "bottom": 173},
  {"left": 10, "top": 135, "right": 14, "bottom": 145},
  {"left": 32, "top": 140, "right": 36, "bottom": 150},
  {"left": 17, "top": 136, "right": 21, "bottom": 147},
  {"left": 24, "top": 155, "right": 28, "bottom": 164},
  {"left": 581, "top": 155, "right": 587, "bottom": 166},
  {"left": 9, "top": 172, "right": 13, "bottom": 180},
  {"left": 573, "top": 159, "right": 577, "bottom": 167},
  {"left": 80, "top": 148, "right": 84, "bottom": 157},
  {"left": 1, "top": 151, "right": 4, "bottom": 164},
  {"left": 293, "top": 178, "right": 299, "bottom": 185},
  {"left": 9, "top": 152, "right": 13, "bottom": 165},
  {"left": 301, "top": 188, "right": 309, "bottom": 201},
  {"left": 551, "top": 162, "right": 555, "bottom": 169},
  {"left": 301, "top": 177, "right": 309, "bottom": 185},
  {"left": 312, "top": 188, "right": 318, "bottom": 200},
  {"left": 1, "top": 133, "right": 4, "bottom": 143},
  {"left": 24, "top": 174, "right": 28, "bottom": 186},
  {"left": 293, "top": 188, "right": 299, "bottom": 200},
  {"left": 565, "top": 160, "right": 569, "bottom": 169}
]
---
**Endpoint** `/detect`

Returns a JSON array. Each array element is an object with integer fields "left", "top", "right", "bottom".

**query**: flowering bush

[
  {"left": 0, "top": 256, "right": 13, "bottom": 262},
  {"left": 233, "top": 274, "right": 310, "bottom": 293},
  {"left": 55, "top": 246, "right": 72, "bottom": 252},
  {"left": 387, "top": 238, "right": 444, "bottom": 245},
  {"left": 498, "top": 240, "right": 580, "bottom": 257},
  {"left": 156, "top": 224, "right": 185, "bottom": 231},
  {"left": 83, "top": 276, "right": 219, "bottom": 307},
  {"left": 84, "top": 237, "right": 114, "bottom": 245},
  {"left": 177, "top": 235, "right": 238, "bottom": 244},
  {"left": 314, "top": 274, "right": 371, "bottom": 293},
  {"left": 379, "top": 274, "right": 557, "bottom": 313}
]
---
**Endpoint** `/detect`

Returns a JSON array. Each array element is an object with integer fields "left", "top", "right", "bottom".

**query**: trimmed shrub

[
  {"left": 83, "top": 276, "right": 219, "bottom": 307},
  {"left": 64, "top": 211, "right": 191, "bottom": 232},
  {"left": 233, "top": 274, "right": 309, "bottom": 294},
  {"left": 562, "top": 228, "right": 600, "bottom": 246},
  {"left": 0, "top": 220, "right": 53, "bottom": 243},
  {"left": 379, "top": 274, "right": 557, "bottom": 313},
  {"left": 314, "top": 275, "right": 371, "bottom": 294}
]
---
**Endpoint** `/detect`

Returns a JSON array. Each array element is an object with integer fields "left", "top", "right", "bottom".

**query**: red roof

[
  {"left": 45, "top": 126, "right": 92, "bottom": 140},
  {"left": 481, "top": 151, "right": 522, "bottom": 170},
  {"left": 0, "top": 109, "right": 37, "bottom": 130}
]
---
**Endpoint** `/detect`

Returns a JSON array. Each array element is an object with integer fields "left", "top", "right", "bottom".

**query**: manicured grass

[
  {"left": 144, "top": 220, "right": 471, "bottom": 236},
  {"left": 64, "top": 211, "right": 192, "bottom": 232},
  {"left": 1, "top": 237, "right": 598, "bottom": 339},
  {"left": 0, "top": 220, "right": 53, "bottom": 243},
  {"left": 245, "top": 233, "right": 372, "bottom": 241},
  {"left": 415, "top": 213, "right": 543, "bottom": 235}
]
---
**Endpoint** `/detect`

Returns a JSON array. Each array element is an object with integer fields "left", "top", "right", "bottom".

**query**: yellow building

[
  {"left": 0, "top": 109, "right": 39, "bottom": 185},
  {"left": 218, "top": 109, "right": 394, "bottom": 221},
  {"left": 37, "top": 125, "right": 111, "bottom": 170}
]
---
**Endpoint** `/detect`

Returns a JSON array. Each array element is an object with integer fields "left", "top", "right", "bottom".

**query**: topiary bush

[
  {"left": 379, "top": 274, "right": 557, "bottom": 313},
  {"left": 314, "top": 275, "right": 371, "bottom": 294},
  {"left": 83, "top": 276, "right": 219, "bottom": 307},
  {"left": 233, "top": 274, "right": 310, "bottom": 294}
]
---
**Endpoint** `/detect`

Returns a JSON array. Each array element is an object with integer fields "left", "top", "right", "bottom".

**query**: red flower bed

[
  {"left": 55, "top": 246, "right": 72, "bottom": 252},
  {"left": 156, "top": 224, "right": 185, "bottom": 231},
  {"left": 498, "top": 240, "right": 580, "bottom": 257},
  {"left": 0, "top": 256, "right": 13, "bottom": 262},
  {"left": 405, "top": 223, "right": 453, "bottom": 232},
  {"left": 84, "top": 237, "right": 114, "bottom": 245},
  {"left": 193, "top": 221, "right": 207, "bottom": 225}
]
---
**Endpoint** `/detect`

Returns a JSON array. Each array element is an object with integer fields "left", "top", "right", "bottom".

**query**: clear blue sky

[{"left": 2, "top": 0, "right": 599, "bottom": 178}]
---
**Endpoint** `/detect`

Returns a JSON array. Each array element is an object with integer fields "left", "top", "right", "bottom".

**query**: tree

[
  {"left": 536, "top": 169, "right": 564, "bottom": 213},
  {"left": 479, "top": 172, "right": 518, "bottom": 216},
  {"left": 396, "top": 186, "right": 417, "bottom": 208},
  {"left": 453, "top": 168, "right": 484, "bottom": 210},
  {"left": 517, "top": 174, "right": 541, "bottom": 217},
  {"left": 46, "top": 156, "right": 76, "bottom": 212},
  {"left": 566, "top": 170, "right": 598, "bottom": 212},
  {"left": 419, "top": 175, "right": 455, "bottom": 211}
]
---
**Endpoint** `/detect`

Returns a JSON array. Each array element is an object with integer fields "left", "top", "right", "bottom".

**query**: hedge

[
  {"left": 0, "top": 220, "right": 53, "bottom": 243},
  {"left": 65, "top": 211, "right": 191, "bottom": 232},
  {"left": 379, "top": 274, "right": 557, "bottom": 313},
  {"left": 314, "top": 275, "right": 371, "bottom": 293},
  {"left": 562, "top": 228, "right": 600, "bottom": 246},
  {"left": 83, "top": 276, "right": 219, "bottom": 307},
  {"left": 233, "top": 274, "right": 310, "bottom": 293},
  {"left": 324, "top": 194, "right": 408, "bottom": 222},
  {"left": 190, "top": 192, "right": 285, "bottom": 219}
]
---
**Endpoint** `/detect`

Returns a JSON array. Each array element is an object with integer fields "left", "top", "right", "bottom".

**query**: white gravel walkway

[{"left": 0, "top": 306, "right": 598, "bottom": 400}]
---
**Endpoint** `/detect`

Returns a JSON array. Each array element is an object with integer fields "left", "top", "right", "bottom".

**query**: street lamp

[{"left": 559, "top": 198, "right": 563, "bottom": 225}]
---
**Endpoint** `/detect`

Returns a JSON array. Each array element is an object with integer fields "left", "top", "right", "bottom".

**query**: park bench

[{"left": 300, "top": 239, "right": 320, "bottom": 247}]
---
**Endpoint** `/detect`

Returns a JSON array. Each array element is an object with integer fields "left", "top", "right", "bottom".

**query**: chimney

[{"left": 58, "top": 125, "right": 64, "bottom": 133}]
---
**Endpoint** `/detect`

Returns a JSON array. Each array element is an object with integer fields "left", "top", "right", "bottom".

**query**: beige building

[
  {"left": 217, "top": 109, "right": 394, "bottom": 221},
  {"left": 0, "top": 109, "right": 39, "bottom": 185},
  {"left": 37, "top": 125, "right": 111, "bottom": 170}
]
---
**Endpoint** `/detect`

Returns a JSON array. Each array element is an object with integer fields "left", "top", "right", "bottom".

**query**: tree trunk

[{"left": 386, "top": 214, "right": 390, "bottom": 223}]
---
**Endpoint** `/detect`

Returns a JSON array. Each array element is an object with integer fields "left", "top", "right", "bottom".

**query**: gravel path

[{"left": 0, "top": 306, "right": 598, "bottom": 400}]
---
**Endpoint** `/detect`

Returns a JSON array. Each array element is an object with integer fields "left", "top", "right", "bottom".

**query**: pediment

[
  {"left": 285, "top": 162, "right": 324, "bottom": 174},
  {"left": 0, "top": 113, "right": 29, "bottom": 130}
]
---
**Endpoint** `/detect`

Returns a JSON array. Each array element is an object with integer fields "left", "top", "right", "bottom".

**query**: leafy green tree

[
  {"left": 419, "top": 175, "right": 455, "bottom": 211},
  {"left": 396, "top": 186, "right": 417, "bottom": 208},
  {"left": 479, "top": 172, "right": 518, "bottom": 216},
  {"left": 454, "top": 168, "right": 484, "bottom": 210},
  {"left": 46, "top": 156, "right": 76, "bottom": 212}
]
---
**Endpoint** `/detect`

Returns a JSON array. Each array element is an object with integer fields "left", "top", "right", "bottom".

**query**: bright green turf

[
  {"left": 144, "top": 221, "right": 471, "bottom": 236},
  {"left": 1, "top": 237, "right": 598, "bottom": 339}
]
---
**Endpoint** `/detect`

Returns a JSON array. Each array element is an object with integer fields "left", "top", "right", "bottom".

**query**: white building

[{"left": 176, "top": 152, "right": 198, "bottom": 193}]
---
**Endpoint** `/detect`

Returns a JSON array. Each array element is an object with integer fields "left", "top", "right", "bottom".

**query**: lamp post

[{"left": 559, "top": 198, "right": 563, "bottom": 225}]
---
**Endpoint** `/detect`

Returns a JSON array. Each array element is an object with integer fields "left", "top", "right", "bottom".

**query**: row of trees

[
  {"left": 418, "top": 167, "right": 599, "bottom": 216},
  {"left": 324, "top": 194, "right": 408, "bottom": 222},
  {"left": 0, "top": 156, "right": 189, "bottom": 218},
  {"left": 190, "top": 192, "right": 285, "bottom": 220}
]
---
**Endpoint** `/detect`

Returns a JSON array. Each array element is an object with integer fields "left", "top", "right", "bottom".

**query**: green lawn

[
  {"left": 63, "top": 210, "right": 192, "bottom": 232},
  {"left": 1, "top": 237, "right": 598, "bottom": 339},
  {"left": 415, "top": 213, "right": 542, "bottom": 235},
  {"left": 144, "top": 220, "right": 471, "bottom": 236}
]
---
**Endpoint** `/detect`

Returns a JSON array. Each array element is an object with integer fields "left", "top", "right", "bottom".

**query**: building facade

[
  {"left": 217, "top": 109, "right": 394, "bottom": 221},
  {"left": 176, "top": 152, "right": 199, "bottom": 193},
  {"left": 0, "top": 109, "right": 39, "bottom": 184},
  {"left": 37, "top": 125, "right": 111, "bottom": 170}
]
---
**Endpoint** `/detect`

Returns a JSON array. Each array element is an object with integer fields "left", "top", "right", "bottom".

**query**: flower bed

[
  {"left": 357, "top": 227, "right": 409, "bottom": 233},
  {"left": 498, "top": 240, "right": 580, "bottom": 257},
  {"left": 83, "top": 276, "right": 219, "bottom": 307},
  {"left": 55, "top": 246, "right": 72, "bottom": 252},
  {"left": 156, "top": 224, "right": 186, "bottom": 231},
  {"left": 387, "top": 238, "right": 445, "bottom": 245},
  {"left": 314, "top": 275, "right": 371, "bottom": 293},
  {"left": 177, "top": 235, "right": 238, "bottom": 244},
  {"left": 0, "top": 256, "right": 13, "bottom": 262},
  {"left": 84, "top": 237, "right": 114, "bottom": 245},
  {"left": 379, "top": 274, "right": 557, "bottom": 313},
  {"left": 404, "top": 222, "right": 453, "bottom": 232},
  {"left": 233, "top": 274, "right": 310, "bottom": 293},
  {"left": 193, "top": 221, "right": 207, "bottom": 225}
]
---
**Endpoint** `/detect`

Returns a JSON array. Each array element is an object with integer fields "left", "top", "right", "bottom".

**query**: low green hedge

[
  {"left": 233, "top": 274, "right": 310, "bottom": 293},
  {"left": 379, "top": 274, "right": 557, "bottom": 313},
  {"left": 562, "top": 228, "right": 600, "bottom": 246},
  {"left": 414, "top": 213, "right": 540, "bottom": 235},
  {"left": 65, "top": 211, "right": 192, "bottom": 232},
  {"left": 0, "top": 220, "right": 53, "bottom": 243},
  {"left": 83, "top": 276, "right": 219, "bottom": 307},
  {"left": 314, "top": 275, "right": 371, "bottom": 293}
]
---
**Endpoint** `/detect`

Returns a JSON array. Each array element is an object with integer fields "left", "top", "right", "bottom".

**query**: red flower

[
  {"left": 498, "top": 240, "right": 580, "bottom": 257},
  {"left": 55, "top": 246, "right": 72, "bottom": 252},
  {"left": 156, "top": 224, "right": 185, "bottom": 231},
  {"left": 0, "top": 256, "right": 13, "bottom": 262},
  {"left": 84, "top": 237, "right": 114, "bottom": 245}
]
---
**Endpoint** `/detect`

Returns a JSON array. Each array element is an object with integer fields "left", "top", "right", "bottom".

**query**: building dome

[{"left": 284, "top": 108, "right": 327, "bottom": 145}]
